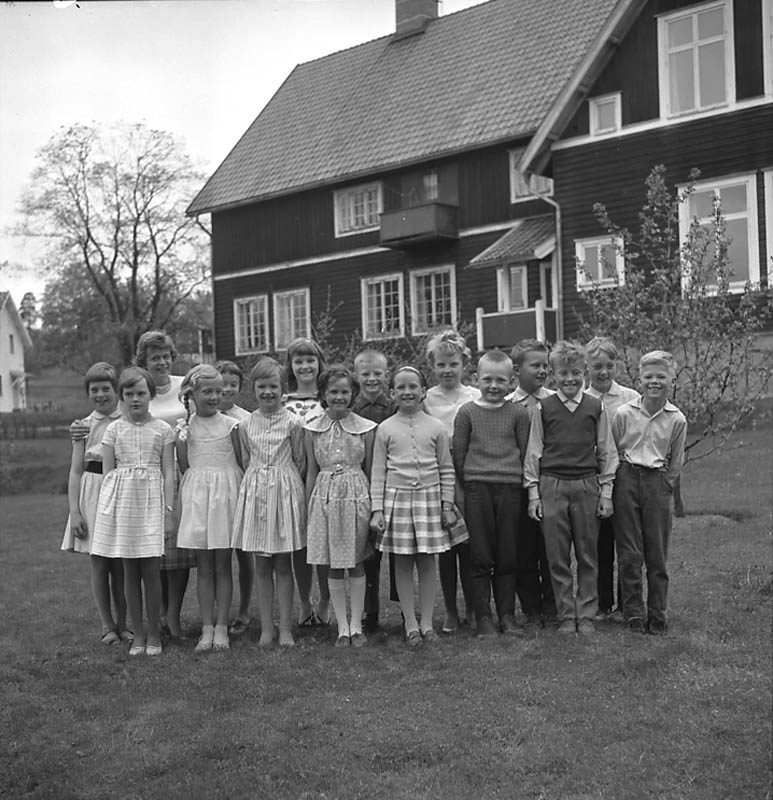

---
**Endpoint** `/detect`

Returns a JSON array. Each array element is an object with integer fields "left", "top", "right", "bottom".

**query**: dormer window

[
  {"left": 589, "top": 92, "right": 621, "bottom": 136},
  {"left": 334, "top": 182, "right": 383, "bottom": 237},
  {"left": 658, "top": 1, "right": 734, "bottom": 118}
]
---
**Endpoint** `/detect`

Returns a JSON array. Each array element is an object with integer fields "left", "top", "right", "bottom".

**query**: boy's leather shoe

[
  {"left": 500, "top": 615, "right": 523, "bottom": 636},
  {"left": 627, "top": 617, "right": 646, "bottom": 633},
  {"left": 557, "top": 619, "right": 576, "bottom": 635},
  {"left": 577, "top": 619, "right": 596, "bottom": 636},
  {"left": 647, "top": 618, "right": 668, "bottom": 635},
  {"left": 476, "top": 616, "right": 498, "bottom": 636}
]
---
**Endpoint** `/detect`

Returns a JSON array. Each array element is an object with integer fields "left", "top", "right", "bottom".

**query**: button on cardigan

[{"left": 370, "top": 410, "right": 455, "bottom": 512}]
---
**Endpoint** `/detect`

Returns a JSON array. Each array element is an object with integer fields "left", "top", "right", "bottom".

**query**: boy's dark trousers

[
  {"left": 464, "top": 481, "right": 520, "bottom": 623},
  {"left": 515, "top": 492, "right": 556, "bottom": 618},
  {"left": 612, "top": 463, "right": 672, "bottom": 625},
  {"left": 364, "top": 551, "right": 382, "bottom": 623},
  {"left": 597, "top": 516, "right": 621, "bottom": 612}
]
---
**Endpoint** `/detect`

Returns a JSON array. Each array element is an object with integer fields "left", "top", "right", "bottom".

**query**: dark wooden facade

[
  {"left": 561, "top": 0, "right": 765, "bottom": 138},
  {"left": 212, "top": 141, "right": 553, "bottom": 359},
  {"left": 211, "top": 0, "right": 771, "bottom": 357},
  {"left": 554, "top": 0, "right": 772, "bottom": 336}
]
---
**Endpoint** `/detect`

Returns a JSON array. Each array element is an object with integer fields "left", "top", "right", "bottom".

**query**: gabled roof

[
  {"left": 518, "top": 0, "right": 646, "bottom": 175},
  {"left": 468, "top": 215, "right": 555, "bottom": 268},
  {"left": 0, "top": 291, "right": 34, "bottom": 349},
  {"left": 188, "top": 0, "right": 623, "bottom": 216}
]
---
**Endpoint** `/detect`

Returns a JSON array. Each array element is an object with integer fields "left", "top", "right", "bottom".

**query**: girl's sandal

[
  {"left": 101, "top": 630, "right": 121, "bottom": 646},
  {"left": 118, "top": 629, "right": 134, "bottom": 644}
]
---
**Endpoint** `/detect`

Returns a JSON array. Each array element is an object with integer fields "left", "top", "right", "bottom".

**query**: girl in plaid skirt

[{"left": 369, "top": 366, "right": 457, "bottom": 648}]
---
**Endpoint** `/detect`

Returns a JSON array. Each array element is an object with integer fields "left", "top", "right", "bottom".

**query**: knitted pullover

[{"left": 452, "top": 401, "right": 531, "bottom": 484}]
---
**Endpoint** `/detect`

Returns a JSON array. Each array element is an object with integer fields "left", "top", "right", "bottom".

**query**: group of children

[{"left": 62, "top": 331, "right": 687, "bottom": 654}]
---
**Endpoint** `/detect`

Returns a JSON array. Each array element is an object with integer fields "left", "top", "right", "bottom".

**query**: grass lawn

[{"left": 1, "top": 430, "right": 770, "bottom": 799}]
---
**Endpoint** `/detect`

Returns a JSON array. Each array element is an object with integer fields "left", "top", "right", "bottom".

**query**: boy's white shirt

[{"left": 585, "top": 381, "right": 639, "bottom": 421}]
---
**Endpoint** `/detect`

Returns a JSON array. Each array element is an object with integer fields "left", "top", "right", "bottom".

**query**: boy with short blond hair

[
  {"left": 453, "top": 350, "right": 531, "bottom": 635},
  {"left": 524, "top": 340, "right": 618, "bottom": 635},
  {"left": 612, "top": 350, "right": 686, "bottom": 635},
  {"left": 507, "top": 338, "right": 556, "bottom": 627},
  {"left": 353, "top": 349, "right": 392, "bottom": 424},
  {"left": 352, "top": 347, "right": 394, "bottom": 633},
  {"left": 584, "top": 336, "right": 639, "bottom": 619}
]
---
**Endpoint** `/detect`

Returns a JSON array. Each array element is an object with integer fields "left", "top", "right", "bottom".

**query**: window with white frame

[
  {"left": 410, "top": 266, "right": 456, "bottom": 335},
  {"left": 334, "top": 182, "right": 382, "bottom": 237},
  {"left": 274, "top": 288, "right": 311, "bottom": 350},
  {"left": 234, "top": 295, "right": 269, "bottom": 355},
  {"left": 509, "top": 151, "right": 554, "bottom": 203},
  {"left": 575, "top": 237, "right": 625, "bottom": 290},
  {"left": 658, "top": 1, "right": 734, "bottom": 118},
  {"left": 589, "top": 92, "right": 622, "bottom": 136},
  {"left": 497, "top": 265, "right": 528, "bottom": 311},
  {"left": 678, "top": 174, "right": 760, "bottom": 291},
  {"left": 361, "top": 273, "right": 404, "bottom": 340}
]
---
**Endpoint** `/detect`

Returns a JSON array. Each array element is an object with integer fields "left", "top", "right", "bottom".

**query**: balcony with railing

[
  {"left": 379, "top": 202, "right": 459, "bottom": 248},
  {"left": 475, "top": 299, "right": 557, "bottom": 350}
]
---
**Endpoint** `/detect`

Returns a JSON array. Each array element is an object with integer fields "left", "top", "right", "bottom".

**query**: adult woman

[{"left": 134, "top": 330, "right": 194, "bottom": 639}]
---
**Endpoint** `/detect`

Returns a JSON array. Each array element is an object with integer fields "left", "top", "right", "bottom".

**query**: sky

[{"left": 0, "top": 0, "right": 488, "bottom": 302}]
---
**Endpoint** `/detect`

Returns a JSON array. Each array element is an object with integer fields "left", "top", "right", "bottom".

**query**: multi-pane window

[
  {"left": 234, "top": 295, "right": 269, "bottom": 355},
  {"left": 361, "top": 274, "right": 404, "bottom": 340},
  {"left": 589, "top": 93, "right": 621, "bottom": 135},
  {"left": 334, "top": 183, "right": 382, "bottom": 236},
  {"left": 410, "top": 266, "right": 456, "bottom": 335},
  {"left": 659, "top": 2, "right": 732, "bottom": 117},
  {"left": 274, "top": 288, "right": 310, "bottom": 350},
  {"left": 679, "top": 175, "right": 759, "bottom": 291},
  {"left": 496, "top": 265, "right": 528, "bottom": 311},
  {"left": 575, "top": 237, "right": 625, "bottom": 290}
]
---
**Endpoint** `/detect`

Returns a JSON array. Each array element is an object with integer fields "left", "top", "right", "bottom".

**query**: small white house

[{"left": 0, "top": 291, "right": 33, "bottom": 412}]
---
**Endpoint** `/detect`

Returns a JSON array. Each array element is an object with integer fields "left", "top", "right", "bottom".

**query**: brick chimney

[{"left": 394, "top": 0, "right": 439, "bottom": 39}]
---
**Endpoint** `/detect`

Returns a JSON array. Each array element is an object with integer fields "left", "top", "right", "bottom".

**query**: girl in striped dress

[
  {"left": 216, "top": 360, "right": 254, "bottom": 638},
  {"left": 91, "top": 367, "right": 176, "bottom": 656},
  {"left": 370, "top": 366, "right": 457, "bottom": 648},
  {"left": 232, "top": 358, "right": 306, "bottom": 647},
  {"left": 282, "top": 336, "right": 330, "bottom": 628}
]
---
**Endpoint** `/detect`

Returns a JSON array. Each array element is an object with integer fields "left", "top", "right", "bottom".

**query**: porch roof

[{"left": 468, "top": 215, "right": 555, "bottom": 268}]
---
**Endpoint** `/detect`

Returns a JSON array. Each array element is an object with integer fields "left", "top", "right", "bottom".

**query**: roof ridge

[
  {"left": 189, "top": 0, "right": 620, "bottom": 216},
  {"left": 294, "top": 0, "right": 498, "bottom": 68}
]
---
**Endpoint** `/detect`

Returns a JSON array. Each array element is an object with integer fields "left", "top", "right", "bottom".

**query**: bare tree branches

[{"left": 21, "top": 122, "right": 211, "bottom": 365}]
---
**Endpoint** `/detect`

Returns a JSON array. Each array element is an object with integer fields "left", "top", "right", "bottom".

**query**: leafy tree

[
  {"left": 18, "top": 292, "right": 38, "bottom": 330},
  {"left": 577, "top": 164, "right": 772, "bottom": 513},
  {"left": 20, "top": 122, "right": 210, "bottom": 365}
]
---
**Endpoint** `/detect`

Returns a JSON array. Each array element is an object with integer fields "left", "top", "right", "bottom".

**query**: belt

[
  {"left": 622, "top": 462, "right": 660, "bottom": 472},
  {"left": 84, "top": 461, "right": 103, "bottom": 475}
]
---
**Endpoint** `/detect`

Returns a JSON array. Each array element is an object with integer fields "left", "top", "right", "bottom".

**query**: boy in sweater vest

[
  {"left": 452, "top": 350, "right": 531, "bottom": 636},
  {"left": 524, "top": 341, "right": 618, "bottom": 635}
]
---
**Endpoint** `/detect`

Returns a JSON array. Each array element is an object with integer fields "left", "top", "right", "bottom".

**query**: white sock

[
  {"left": 327, "top": 577, "right": 349, "bottom": 638},
  {"left": 348, "top": 575, "right": 366, "bottom": 635}
]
